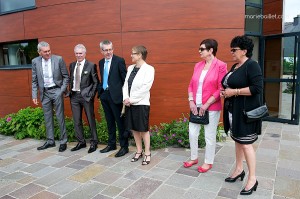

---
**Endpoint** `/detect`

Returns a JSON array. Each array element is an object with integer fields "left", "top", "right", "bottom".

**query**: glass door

[{"left": 261, "top": 32, "right": 300, "bottom": 124}]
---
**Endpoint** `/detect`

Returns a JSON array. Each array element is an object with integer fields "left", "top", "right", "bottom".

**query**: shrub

[
  {"left": 0, "top": 106, "right": 225, "bottom": 149},
  {"left": 149, "top": 114, "right": 224, "bottom": 150}
]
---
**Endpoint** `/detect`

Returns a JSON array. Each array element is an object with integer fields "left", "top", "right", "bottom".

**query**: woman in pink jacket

[{"left": 184, "top": 39, "right": 227, "bottom": 172}]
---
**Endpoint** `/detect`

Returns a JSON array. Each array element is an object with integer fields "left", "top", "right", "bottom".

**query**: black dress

[
  {"left": 125, "top": 66, "right": 150, "bottom": 132},
  {"left": 221, "top": 59, "right": 263, "bottom": 144}
]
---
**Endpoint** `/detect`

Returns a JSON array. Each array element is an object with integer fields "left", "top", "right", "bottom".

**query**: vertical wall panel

[
  {"left": 263, "top": 0, "right": 283, "bottom": 35},
  {"left": 0, "top": 0, "right": 245, "bottom": 125},
  {"left": 0, "top": 13, "right": 24, "bottom": 42}
]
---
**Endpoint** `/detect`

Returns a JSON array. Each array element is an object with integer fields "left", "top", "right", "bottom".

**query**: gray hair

[
  {"left": 74, "top": 44, "right": 87, "bottom": 53},
  {"left": 37, "top": 41, "right": 50, "bottom": 52},
  {"left": 99, "top": 40, "right": 113, "bottom": 50}
]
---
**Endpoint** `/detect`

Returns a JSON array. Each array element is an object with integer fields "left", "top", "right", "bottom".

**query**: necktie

[
  {"left": 103, "top": 60, "right": 109, "bottom": 89},
  {"left": 74, "top": 62, "right": 81, "bottom": 91}
]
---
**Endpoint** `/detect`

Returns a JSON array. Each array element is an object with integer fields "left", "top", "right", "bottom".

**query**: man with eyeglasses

[{"left": 97, "top": 40, "right": 129, "bottom": 157}]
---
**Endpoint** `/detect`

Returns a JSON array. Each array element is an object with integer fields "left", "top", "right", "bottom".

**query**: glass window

[
  {"left": 0, "top": 0, "right": 35, "bottom": 15},
  {"left": 245, "top": 6, "right": 262, "bottom": 34},
  {"left": 246, "top": 0, "right": 262, "bottom": 5},
  {"left": 0, "top": 40, "right": 38, "bottom": 68}
]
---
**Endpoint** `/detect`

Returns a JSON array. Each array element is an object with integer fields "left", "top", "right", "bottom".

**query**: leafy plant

[
  {"left": 149, "top": 114, "right": 223, "bottom": 150},
  {"left": 0, "top": 106, "right": 225, "bottom": 150},
  {"left": 97, "top": 101, "right": 109, "bottom": 144}
]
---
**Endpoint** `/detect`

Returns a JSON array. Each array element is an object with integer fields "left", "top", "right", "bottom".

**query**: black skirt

[{"left": 124, "top": 105, "right": 150, "bottom": 132}]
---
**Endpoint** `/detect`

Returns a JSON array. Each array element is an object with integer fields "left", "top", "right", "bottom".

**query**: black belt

[
  {"left": 44, "top": 85, "right": 59, "bottom": 91},
  {"left": 72, "top": 91, "right": 81, "bottom": 94}
]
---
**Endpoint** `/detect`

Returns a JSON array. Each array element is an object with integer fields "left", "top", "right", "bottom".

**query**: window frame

[
  {"left": 0, "top": 0, "right": 36, "bottom": 15},
  {"left": 0, "top": 39, "right": 38, "bottom": 70},
  {"left": 245, "top": 1, "right": 263, "bottom": 35}
]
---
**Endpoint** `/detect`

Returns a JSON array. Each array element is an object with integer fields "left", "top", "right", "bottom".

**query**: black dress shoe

[
  {"left": 71, "top": 142, "right": 87, "bottom": 151},
  {"left": 100, "top": 145, "right": 116, "bottom": 153},
  {"left": 88, "top": 144, "right": 97, "bottom": 153},
  {"left": 225, "top": 170, "right": 245, "bottom": 183},
  {"left": 37, "top": 142, "right": 55, "bottom": 150},
  {"left": 59, "top": 144, "right": 67, "bottom": 152},
  {"left": 240, "top": 180, "right": 258, "bottom": 195},
  {"left": 115, "top": 147, "right": 129, "bottom": 157}
]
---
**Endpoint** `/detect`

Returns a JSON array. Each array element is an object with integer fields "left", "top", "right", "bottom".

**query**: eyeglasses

[
  {"left": 199, "top": 47, "right": 207, "bottom": 52},
  {"left": 102, "top": 48, "right": 113, "bottom": 52},
  {"left": 131, "top": 52, "right": 139, "bottom": 55},
  {"left": 230, "top": 48, "right": 241, "bottom": 53}
]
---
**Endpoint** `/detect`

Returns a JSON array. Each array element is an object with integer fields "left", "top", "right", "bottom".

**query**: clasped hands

[
  {"left": 123, "top": 98, "right": 131, "bottom": 106},
  {"left": 220, "top": 88, "right": 235, "bottom": 98},
  {"left": 190, "top": 102, "right": 208, "bottom": 116}
]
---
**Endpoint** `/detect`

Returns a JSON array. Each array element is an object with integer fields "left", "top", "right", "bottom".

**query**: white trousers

[{"left": 189, "top": 110, "right": 220, "bottom": 164}]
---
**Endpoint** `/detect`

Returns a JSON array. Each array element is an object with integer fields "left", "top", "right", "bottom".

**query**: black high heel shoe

[
  {"left": 142, "top": 154, "right": 151, "bottom": 165},
  {"left": 225, "top": 170, "right": 245, "bottom": 183},
  {"left": 240, "top": 180, "right": 258, "bottom": 195},
  {"left": 131, "top": 151, "right": 143, "bottom": 162}
]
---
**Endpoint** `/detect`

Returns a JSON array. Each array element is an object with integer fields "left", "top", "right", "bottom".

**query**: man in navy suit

[
  {"left": 98, "top": 40, "right": 128, "bottom": 157},
  {"left": 69, "top": 44, "right": 99, "bottom": 153},
  {"left": 32, "top": 41, "right": 69, "bottom": 152}
]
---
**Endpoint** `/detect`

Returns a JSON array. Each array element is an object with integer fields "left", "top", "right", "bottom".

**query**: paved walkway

[{"left": 0, "top": 121, "right": 299, "bottom": 199}]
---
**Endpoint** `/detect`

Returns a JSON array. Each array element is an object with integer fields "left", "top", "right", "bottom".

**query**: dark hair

[
  {"left": 132, "top": 45, "right": 148, "bottom": 60},
  {"left": 200, "top": 39, "right": 218, "bottom": 56},
  {"left": 230, "top": 35, "right": 254, "bottom": 58}
]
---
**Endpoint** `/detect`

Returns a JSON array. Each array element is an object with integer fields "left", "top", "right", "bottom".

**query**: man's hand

[{"left": 32, "top": 99, "right": 39, "bottom": 105}]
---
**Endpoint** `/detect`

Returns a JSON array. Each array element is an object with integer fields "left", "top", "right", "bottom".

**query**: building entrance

[{"left": 262, "top": 32, "right": 300, "bottom": 124}]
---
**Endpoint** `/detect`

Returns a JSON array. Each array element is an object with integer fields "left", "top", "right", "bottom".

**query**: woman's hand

[
  {"left": 222, "top": 88, "right": 236, "bottom": 98},
  {"left": 220, "top": 89, "right": 225, "bottom": 98},
  {"left": 199, "top": 103, "right": 209, "bottom": 116},
  {"left": 189, "top": 101, "right": 198, "bottom": 115},
  {"left": 123, "top": 98, "right": 131, "bottom": 106}
]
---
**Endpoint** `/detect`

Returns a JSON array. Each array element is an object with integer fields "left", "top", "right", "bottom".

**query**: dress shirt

[{"left": 72, "top": 59, "right": 86, "bottom": 91}]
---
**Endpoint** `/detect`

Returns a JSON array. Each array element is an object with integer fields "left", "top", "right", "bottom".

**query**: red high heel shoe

[
  {"left": 198, "top": 164, "right": 212, "bottom": 173},
  {"left": 183, "top": 159, "right": 198, "bottom": 168}
]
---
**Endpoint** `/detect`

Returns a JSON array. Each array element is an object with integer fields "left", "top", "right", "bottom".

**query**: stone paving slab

[
  {"left": 68, "top": 164, "right": 105, "bottom": 183},
  {"left": 61, "top": 181, "right": 107, "bottom": 199},
  {"left": 47, "top": 179, "right": 81, "bottom": 196},
  {"left": 120, "top": 177, "right": 162, "bottom": 199},
  {"left": 29, "top": 191, "right": 60, "bottom": 199},
  {"left": 0, "top": 121, "right": 300, "bottom": 198},
  {"left": 9, "top": 183, "right": 45, "bottom": 198},
  {"left": 34, "top": 167, "right": 77, "bottom": 186}
]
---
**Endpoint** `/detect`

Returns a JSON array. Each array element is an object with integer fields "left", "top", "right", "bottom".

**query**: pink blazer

[{"left": 188, "top": 58, "right": 227, "bottom": 111}]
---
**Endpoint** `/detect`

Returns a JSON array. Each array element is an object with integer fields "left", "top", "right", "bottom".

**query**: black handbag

[
  {"left": 243, "top": 90, "right": 269, "bottom": 123},
  {"left": 189, "top": 107, "right": 209, "bottom": 124},
  {"left": 244, "top": 103, "right": 269, "bottom": 123},
  {"left": 242, "top": 63, "right": 269, "bottom": 123}
]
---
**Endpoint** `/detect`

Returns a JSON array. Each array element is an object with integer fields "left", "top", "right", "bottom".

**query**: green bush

[
  {"left": 0, "top": 105, "right": 225, "bottom": 149},
  {"left": 150, "top": 114, "right": 224, "bottom": 150}
]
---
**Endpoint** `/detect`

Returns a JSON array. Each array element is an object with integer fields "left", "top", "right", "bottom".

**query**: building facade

[{"left": 1, "top": 0, "right": 297, "bottom": 125}]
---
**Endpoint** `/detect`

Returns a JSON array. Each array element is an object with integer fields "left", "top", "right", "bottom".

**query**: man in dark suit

[
  {"left": 98, "top": 40, "right": 129, "bottom": 157},
  {"left": 69, "top": 44, "right": 99, "bottom": 153},
  {"left": 32, "top": 41, "right": 69, "bottom": 152}
]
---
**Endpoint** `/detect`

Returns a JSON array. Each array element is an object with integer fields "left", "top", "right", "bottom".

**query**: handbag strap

[{"left": 243, "top": 60, "right": 265, "bottom": 112}]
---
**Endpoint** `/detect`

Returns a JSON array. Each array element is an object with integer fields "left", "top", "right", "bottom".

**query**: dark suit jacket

[
  {"left": 98, "top": 55, "right": 127, "bottom": 104},
  {"left": 32, "top": 55, "right": 69, "bottom": 101},
  {"left": 70, "top": 60, "right": 99, "bottom": 102}
]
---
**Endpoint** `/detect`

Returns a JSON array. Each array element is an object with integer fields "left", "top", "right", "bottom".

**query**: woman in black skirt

[
  {"left": 122, "top": 45, "right": 155, "bottom": 165},
  {"left": 221, "top": 36, "right": 263, "bottom": 195}
]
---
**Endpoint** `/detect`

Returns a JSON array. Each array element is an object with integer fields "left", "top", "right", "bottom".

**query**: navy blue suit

[{"left": 98, "top": 55, "right": 128, "bottom": 147}]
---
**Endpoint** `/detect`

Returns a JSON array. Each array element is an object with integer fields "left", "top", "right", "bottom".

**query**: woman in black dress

[
  {"left": 123, "top": 45, "right": 155, "bottom": 165},
  {"left": 221, "top": 36, "right": 263, "bottom": 195}
]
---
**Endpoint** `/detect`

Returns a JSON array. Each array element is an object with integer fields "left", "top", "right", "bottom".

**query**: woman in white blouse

[{"left": 123, "top": 45, "right": 155, "bottom": 165}]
